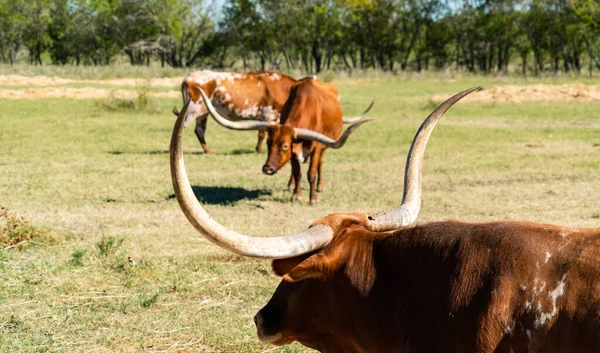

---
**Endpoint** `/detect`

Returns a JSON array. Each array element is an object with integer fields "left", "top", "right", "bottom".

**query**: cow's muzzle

[
  {"left": 254, "top": 311, "right": 290, "bottom": 345},
  {"left": 262, "top": 164, "right": 277, "bottom": 175}
]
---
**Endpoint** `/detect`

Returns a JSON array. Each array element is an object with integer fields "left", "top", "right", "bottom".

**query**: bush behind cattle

[{"left": 0, "top": 74, "right": 598, "bottom": 351}]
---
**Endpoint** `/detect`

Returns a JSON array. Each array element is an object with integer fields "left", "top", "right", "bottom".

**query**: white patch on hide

[
  {"left": 533, "top": 274, "right": 567, "bottom": 328},
  {"left": 545, "top": 252, "right": 551, "bottom": 263},
  {"left": 268, "top": 73, "right": 281, "bottom": 81},
  {"left": 260, "top": 106, "right": 280, "bottom": 123},
  {"left": 236, "top": 104, "right": 260, "bottom": 119},
  {"left": 295, "top": 145, "right": 311, "bottom": 163},
  {"left": 558, "top": 227, "right": 580, "bottom": 238},
  {"left": 186, "top": 70, "right": 239, "bottom": 86}
]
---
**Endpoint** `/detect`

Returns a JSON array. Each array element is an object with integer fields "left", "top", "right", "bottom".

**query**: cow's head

[
  {"left": 262, "top": 124, "right": 295, "bottom": 175},
  {"left": 261, "top": 122, "right": 374, "bottom": 176},
  {"left": 255, "top": 213, "right": 383, "bottom": 349},
  {"left": 170, "top": 86, "right": 482, "bottom": 347}
]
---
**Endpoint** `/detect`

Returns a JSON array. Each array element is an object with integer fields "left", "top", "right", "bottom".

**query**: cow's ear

[
  {"left": 343, "top": 239, "right": 376, "bottom": 296},
  {"left": 273, "top": 225, "right": 378, "bottom": 296},
  {"left": 276, "top": 251, "right": 343, "bottom": 283},
  {"left": 271, "top": 253, "right": 314, "bottom": 277}
]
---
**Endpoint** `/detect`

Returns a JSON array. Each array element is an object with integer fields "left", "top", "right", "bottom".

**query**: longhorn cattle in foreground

[
  {"left": 174, "top": 71, "right": 370, "bottom": 155},
  {"left": 198, "top": 76, "right": 374, "bottom": 203},
  {"left": 170, "top": 86, "right": 600, "bottom": 353}
]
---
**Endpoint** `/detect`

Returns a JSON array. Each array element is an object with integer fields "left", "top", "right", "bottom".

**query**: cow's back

[
  {"left": 364, "top": 221, "right": 600, "bottom": 352},
  {"left": 183, "top": 71, "right": 296, "bottom": 122},
  {"left": 280, "top": 78, "right": 343, "bottom": 139}
]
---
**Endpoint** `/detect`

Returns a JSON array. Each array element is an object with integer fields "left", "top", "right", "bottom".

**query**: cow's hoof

[
  {"left": 309, "top": 198, "right": 320, "bottom": 204},
  {"left": 317, "top": 185, "right": 326, "bottom": 192},
  {"left": 291, "top": 194, "right": 302, "bottom": 202}
]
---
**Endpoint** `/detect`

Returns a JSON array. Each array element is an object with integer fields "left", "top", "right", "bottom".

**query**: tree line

[{"left": 1, "top": 0, "right": 599, "bottom": 76}]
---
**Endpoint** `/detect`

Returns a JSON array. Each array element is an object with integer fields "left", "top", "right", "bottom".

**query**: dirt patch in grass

[
  {"left": 433, "top": 83, "right": 600, "bottom": 102},
  {"left": 0, "top": 206, "right": 57, "bottom": 249},
  {"left": 0, "top": 74, "right": 180, "bottom": 87},
  {"left": 0, "top": 87, "right": 179, "bottom": 100}
]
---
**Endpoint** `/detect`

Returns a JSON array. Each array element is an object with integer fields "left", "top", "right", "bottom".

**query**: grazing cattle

[
  {"left": 174, "top": 71, "right": 370, "bottom": 155},
  {"left": 198, "top": 76, "right": 374, "bottom": 203},
  {"left": 170, "top": 86, "right": 600, "bottom": 353}
]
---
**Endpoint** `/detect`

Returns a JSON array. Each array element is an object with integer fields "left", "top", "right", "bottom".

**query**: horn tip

[{"left": 361, "top": 118, "right": 377, "bottom": 123}]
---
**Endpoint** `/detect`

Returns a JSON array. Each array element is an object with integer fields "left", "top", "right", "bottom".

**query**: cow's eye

[{"left": 282, "top": 144, "right": 289, "bottom": 150}]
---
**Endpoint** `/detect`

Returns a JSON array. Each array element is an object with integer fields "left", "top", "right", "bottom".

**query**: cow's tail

[{"left": 172, "top": 81, "right": 188, "bottom": 116}]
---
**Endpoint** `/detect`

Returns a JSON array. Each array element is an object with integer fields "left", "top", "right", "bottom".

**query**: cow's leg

[
  {"left": 307, "top": 148, "right": 321, "bottom": 203},
  {"left": 288, "top": 173, "right": 295, "bottom": 191},
  {"left": 194, "top": 114, "right": 213, "bottom": 155},
  {"left": 317, "top": 149, "right": 326, "bottom": 192},
  {"left": 291, "top": 157, "right": 302, "bottom": 201},
  {"left": 255, "top": 130, "right": 266, "bottom": 153}
]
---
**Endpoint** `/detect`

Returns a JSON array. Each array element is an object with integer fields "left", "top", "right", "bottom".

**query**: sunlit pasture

[{"left": 0, "top": 70, "right": 598, "bottom": 352}]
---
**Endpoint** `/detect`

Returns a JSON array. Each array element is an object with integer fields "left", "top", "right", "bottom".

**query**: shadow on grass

[
  {"left": 224, "top": 149, "right": 255, "bottom": 156},
  {"left": 108, "top": 150, "right": 206, "bottom": 155},
  {"left": 167, "top": 185, "right": 271, "bottom": 205}
]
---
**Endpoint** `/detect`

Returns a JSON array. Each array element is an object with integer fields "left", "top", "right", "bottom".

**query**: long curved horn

[
  {"left": 170, "top": 100, "right": 333, "bottom": 259},
  {"left": 367, "top": 86, "right": 483, "bottom": 232},
  {"left": 294, "top": 118, "right": 375, "bottom": 148},
  {"left": 342, "top": 100, "right": 374, "bottom": 124},
  {"left": 198, "top": 88, "right": 273, "bottom": 131}
]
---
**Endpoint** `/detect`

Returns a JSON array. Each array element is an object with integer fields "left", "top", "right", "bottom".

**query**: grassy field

[{"left": 0, "top": 72, "right": 599, "bottom": 352}]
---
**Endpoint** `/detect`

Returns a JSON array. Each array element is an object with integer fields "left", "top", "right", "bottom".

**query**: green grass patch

[{"left": 95, "top": 87, "right": 164, "bottom": 113}]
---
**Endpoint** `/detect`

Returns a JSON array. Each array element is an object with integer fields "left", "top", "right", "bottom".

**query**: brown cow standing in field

[
  {"left": 174, "top": 71, "right": 370, "bottom": 155},
  {"left": 198, "top": 76, "right": 374, "bottom": 203},
  {"left": 170, "top": 86, "right": 600, "bottom": 353}
]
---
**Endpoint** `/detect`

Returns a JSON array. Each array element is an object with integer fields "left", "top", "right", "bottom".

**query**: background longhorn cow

[
  {"left": 198, "top": 76, "right": 374, "bottom": 203},
  {"left": 171, "top": 86, "right": 600, "bottom": 353},
  {"left": 174, "top": 71, "right": 371, "bottom": 155},
  {"left": 173, "top": 70, "right": 296, "bottom": 155}
]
